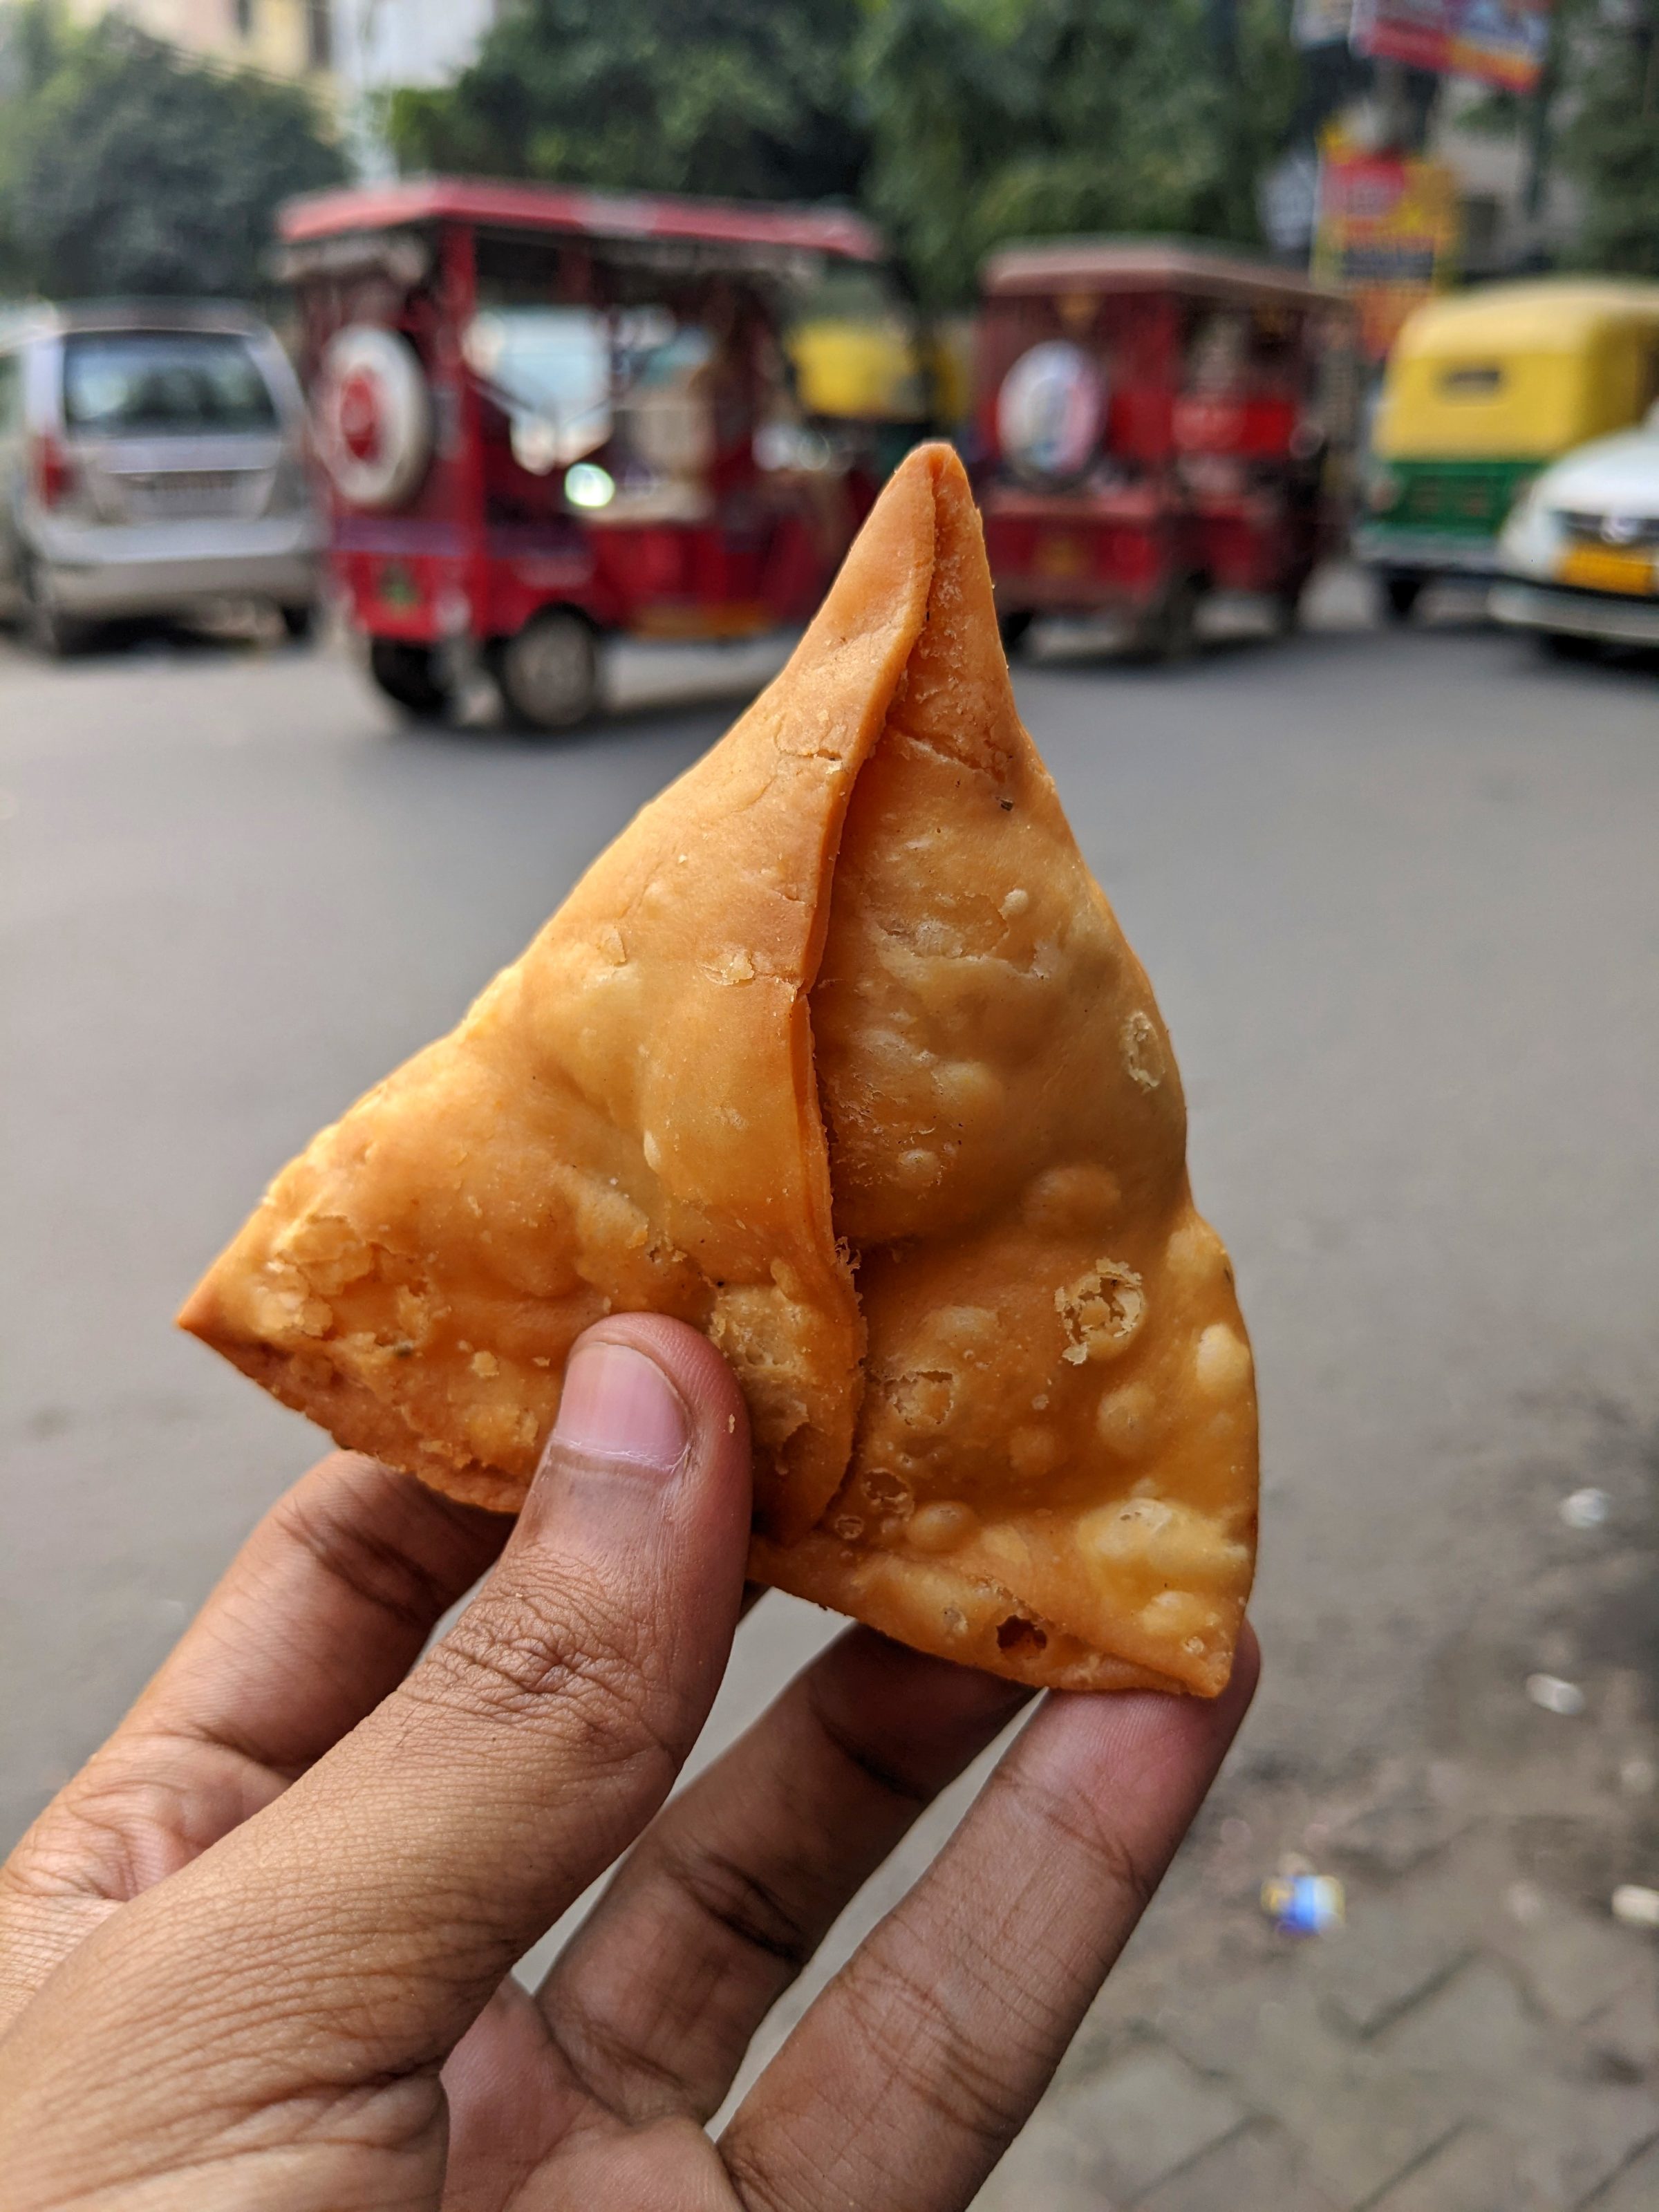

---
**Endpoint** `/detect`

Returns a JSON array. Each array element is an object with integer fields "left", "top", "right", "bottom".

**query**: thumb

[{"left": 4, "top": 1318, "right": 752, "bottom": 2144}]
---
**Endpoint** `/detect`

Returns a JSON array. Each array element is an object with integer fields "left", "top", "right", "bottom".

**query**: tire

[
  {"left": 494, "top": 608, "right": 600, "bottom": 731},
  {"left": 368, "top": 637, "right": 453, "bottom": 722},
  {"left": 20, "top": 555, "right": 88, "bottom": 658},
  {"left": 279, "top": 601, "right": 318, "bottom": 645},
  {"left": 1272, "top": 575, "right": 1309, "bottom": 637},
  {"left": 1130, "top": 574, "right": 1202, "bottom": 664},
  {"left": 997, "top": 609, "right": 1034, "bottom": 656},
  {"left": 1538, "top": 628, "right": 1600, "bottom": 663},
  {"left": 1381, "top": 570, "right": 1424, "bottom": 624}
]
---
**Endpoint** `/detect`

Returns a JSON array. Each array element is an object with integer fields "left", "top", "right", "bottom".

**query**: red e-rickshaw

[
  {"left": 276, "top": 179, "right": 925, "bottom": 727},
  {"left": 974, "top": 241, "right": 1357, "bottom": 657}
]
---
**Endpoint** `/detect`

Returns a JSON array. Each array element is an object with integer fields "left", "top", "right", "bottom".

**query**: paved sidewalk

[{"left": 975, "top": 1403, "right": 1659, "bottom": 2211}]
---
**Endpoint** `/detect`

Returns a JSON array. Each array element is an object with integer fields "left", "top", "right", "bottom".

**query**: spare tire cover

[
  {"left": 317, "top": 325, "right": 433, "bottom": 511},
  {"left": 996, "top": 341, "right": 1105, "bottom": 487}
]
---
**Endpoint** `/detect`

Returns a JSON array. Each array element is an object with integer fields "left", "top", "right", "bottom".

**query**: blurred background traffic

[
  {"left": 3, "top": 5, "right": 1659, "bottom": 2209},
  {"left": 3, "top": 0, "right": 1659, "bottom": 684}
]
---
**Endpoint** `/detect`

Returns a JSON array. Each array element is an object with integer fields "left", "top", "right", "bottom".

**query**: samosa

[{"left": 180, "top": 444, "right": 1256, "bottom": 1696}]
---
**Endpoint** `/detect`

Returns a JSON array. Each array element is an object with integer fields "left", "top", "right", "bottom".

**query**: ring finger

[{"left": 523, "top": 1624, "right": 1031, "bottom": 2132}]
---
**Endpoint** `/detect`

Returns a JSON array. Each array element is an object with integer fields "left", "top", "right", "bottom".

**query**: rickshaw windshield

[
  {"left": 462, "top": 307, "right": 610, "bottom": 462},
  {"left": 463, "top": 302, "right": 722, "bottom": 480}
]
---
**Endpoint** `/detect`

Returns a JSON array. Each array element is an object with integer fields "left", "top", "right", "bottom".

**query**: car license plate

[
  {"left": 1557, "top": 545, "right": 1656, "bottom": 597},
  {"left": 122, "top": 470, "right": 253, "bottom": 521}
]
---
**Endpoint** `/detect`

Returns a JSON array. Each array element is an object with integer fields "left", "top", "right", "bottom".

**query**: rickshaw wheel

[
  {"left": 368, "top": 639, "right": 453, "bottom": 722},
  {"left": 1128, "top": 575, "right": 1201, "bottom": 664},
  {"left": 1272, "top": 577, "right": 1309, "bottom": 637},
  {"left": 496, "top": 609, "right": 600, "bottom": 732},
  {"left": 998, "top": 610, "right": 1034, "bottom": 657},
  {"left": 1380, "top": 571, "right": 1425, "bottom": 624}
]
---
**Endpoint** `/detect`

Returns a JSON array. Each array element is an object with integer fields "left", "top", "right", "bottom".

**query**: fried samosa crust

[{"left": 181, "top": 444, "right": 1257, "bottom": 1696}]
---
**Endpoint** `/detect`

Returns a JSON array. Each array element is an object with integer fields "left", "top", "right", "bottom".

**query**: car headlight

[
  {"left": 1497, "top": 476, "right": 1559, "bottom": 571},
  {"left": 1503, "top": 475, "right": 1544, "bottom": 529}
]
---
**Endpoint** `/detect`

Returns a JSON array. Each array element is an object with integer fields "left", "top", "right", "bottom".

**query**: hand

[{"left": 0, "top": 1317, "right": 1256, "bottom": 2211}]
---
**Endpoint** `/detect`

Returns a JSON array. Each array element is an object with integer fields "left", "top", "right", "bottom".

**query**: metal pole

[
  {"left": 1521, "top": 0, "right": 1566, "bottom": 223},
  {"left": 1208, "top": 0, "right": 1246, "bottom": 232}
]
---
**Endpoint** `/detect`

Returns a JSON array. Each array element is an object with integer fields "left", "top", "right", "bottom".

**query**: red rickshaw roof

[
  {"left": 278, "top": 178, "right": 884, "bottom": 261},
  {"left": 982, "top": 238, "right": 1347, "bottom": 310}
]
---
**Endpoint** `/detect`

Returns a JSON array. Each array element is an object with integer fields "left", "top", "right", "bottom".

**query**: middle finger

[{"left": 534, "top": 1624, "right": 1029, "bottom": 2126}]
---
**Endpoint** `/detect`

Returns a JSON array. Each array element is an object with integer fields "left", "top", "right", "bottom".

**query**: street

[{"left": 3, "top": 590, "right": 1658, "bottom": 2207}]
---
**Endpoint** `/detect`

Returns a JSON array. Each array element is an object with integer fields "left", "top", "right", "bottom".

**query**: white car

[
  {"left": 0, "top": 302, "right": 321, "bottom": 654},
  {"left": 1492, "top": 415, "right": 1659, "bottom": 649}
]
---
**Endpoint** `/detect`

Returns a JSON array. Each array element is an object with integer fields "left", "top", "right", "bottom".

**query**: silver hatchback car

[{"left": 0, "top": 301, "right": 321, "bottom": 653}]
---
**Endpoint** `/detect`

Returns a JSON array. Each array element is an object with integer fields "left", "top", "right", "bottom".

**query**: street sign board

[
  {"left": 1351, "top": 0, "right": 1553, "bottom": 93},
  {"left": 1313, "top": 141, "right": 1461, "bottom": 360}
]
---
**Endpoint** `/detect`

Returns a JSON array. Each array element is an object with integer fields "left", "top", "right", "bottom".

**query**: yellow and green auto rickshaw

[{"left": 1358, "top": 279, "right": 1659, "bottom": 620}]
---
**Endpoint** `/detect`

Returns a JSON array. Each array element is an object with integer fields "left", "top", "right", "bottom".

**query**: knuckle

[
  {"left": 845, "top": 1948, "right": 1032, "bottom": 2144},
  {"left": 413, "top": 1569, "right": 671, "bottom": 1771},
  {"left": 272, "top": 1477, "right": 453, "bottom": 1637},
  {"left": 1, "top": 1736, "right": 267, "bottom": 1911},
  {"left": 993, "top": 1762, "right": 1161, "bottom": 1920},
  {"left": 659, "top": 1838, "right": 814, "bottom": 1974}
]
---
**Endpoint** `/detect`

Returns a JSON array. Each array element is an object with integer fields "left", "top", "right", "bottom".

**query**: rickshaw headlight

[{"left": 565, "top": 462, "right": 615, "bottom": 510}]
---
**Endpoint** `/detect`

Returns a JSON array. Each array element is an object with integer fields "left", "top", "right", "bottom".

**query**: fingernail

[{"left": 548, "top": 1340, "right": 688, "bottom": 1478}]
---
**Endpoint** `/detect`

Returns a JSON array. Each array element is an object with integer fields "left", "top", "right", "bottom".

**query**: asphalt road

[{"left": 3, "top": 590, "right": 1658, "bottom": 2026}]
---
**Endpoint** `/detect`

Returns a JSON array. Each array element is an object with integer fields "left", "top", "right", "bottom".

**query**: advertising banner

[
  {"left": 1313, "top": 142, "right": 1461, "bottom": 360},
  {"left": 1351, "top": 0, "right": 1553, "bottom": 94}
]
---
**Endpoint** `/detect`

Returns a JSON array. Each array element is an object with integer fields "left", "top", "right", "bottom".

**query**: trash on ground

[
  {"left": 1611, "top": 1884, "right": 1659, "bottom": 1929},
  {"left": 1526, "top": 1673, "right": 1586, "bottom": 1716},
  {"left": 1559, "top": 1487, "right": 1611, "bottom": 1530},
  {"left": 1261, "top": 1871, "right": 1345, "bottom": 1938}
]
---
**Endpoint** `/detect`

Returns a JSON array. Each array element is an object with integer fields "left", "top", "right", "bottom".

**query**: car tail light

[{"left": 31, "top": 431, "right": 77, "bottom": 510}]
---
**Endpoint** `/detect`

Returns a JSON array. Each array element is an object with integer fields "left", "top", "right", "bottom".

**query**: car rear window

[{"left": 62, "top": 331, "right": 279, "bottom": 434}]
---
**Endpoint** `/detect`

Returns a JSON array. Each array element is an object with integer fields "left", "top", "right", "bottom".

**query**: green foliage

[
  {"left": 0, "top": 0, "right": 75, "bottom": 291},
  {"left": 858, "top": 0, "right": 1300, "bottom": 304},
  {"left": 1559, "top": 0, "right": 1659, "bottom": 277},
  {"left": 0, "top": 1, "right": 343, "bottom": 302},
  {"left": 386, "top": 0, "right": 1301, "bottom": 308},
  {"left": 386, "top": 0, "right": 868, "bottom": 204}
]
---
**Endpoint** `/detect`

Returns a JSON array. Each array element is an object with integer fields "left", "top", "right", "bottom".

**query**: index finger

[
  {"left": 722, "top": 1631, "right": 1259, "bottom": 2212},
  {"left": 0, "top": 1455, "right": 506, "bottom": 2034},
  {"left": 0, "top": 1318, "right": 753, "bottom": 2195}
]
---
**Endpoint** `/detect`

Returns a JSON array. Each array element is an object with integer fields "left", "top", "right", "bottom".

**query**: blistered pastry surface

[
  {"left": 179, "top": 455, "right": 940, "bottom": 1544},
  {"left": 789, "top": 458, "right": 1255, "bottom": 1695}
]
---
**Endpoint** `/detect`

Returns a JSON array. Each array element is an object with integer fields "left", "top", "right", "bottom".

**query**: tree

[
  {"left": 0, "top": 3, "right": 344, "bottom": 302},
  {"left": 855, "top": 0, "right": 1300, "bottom": 306},
  {"left": 0, "top": 0, "right": 75, "bottom": 294},
  {"left": 383, "top": 0, "right": 1302, "bottom": 310},
  {"left": 1559, "top": 0, "right": 1659, "bottom": 276},
  {"left": 386, "top": 0, "right": 868, "bottom": 205}
]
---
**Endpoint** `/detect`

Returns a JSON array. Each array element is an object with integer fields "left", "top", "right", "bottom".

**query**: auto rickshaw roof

[
  {"left": 982, "top": 237, "right": 1346, "bottom": 310},
  {"left": 1392, "top": 278, "right": 1659, "bottom": 358},
  {"left": 278, "top": 178, "right": 884, "bottom": 263}
]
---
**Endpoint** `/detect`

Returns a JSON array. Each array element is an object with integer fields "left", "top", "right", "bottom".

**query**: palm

[
  {"left": 0, "top": 1393, "right": 1252, "bottom": 2212},
  {"left": 441, "top": 1987, "right": 741, "bottom": 2210}
]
